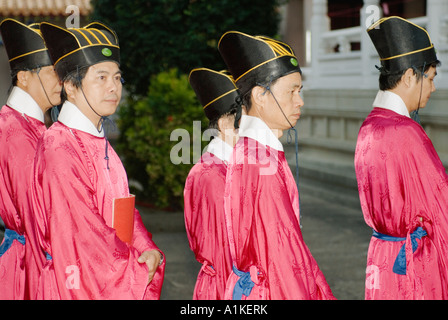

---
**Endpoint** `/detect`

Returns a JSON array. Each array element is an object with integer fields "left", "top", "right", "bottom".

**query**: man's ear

[
  {"left": 217, "top": 116, "right": 225, "bottom": 133},
  {"left": 63, "top": 81, "right": 76, "bottom": 100},
  {"left": 251, "top": 85, "right": 267, "bottom": 109},
  {"left": 217, "top": 114, "right": 235, "bottom": 133},
  {"left": 402, "top": 68, "right": 416, "bottom": 88},
  {"left": 16, "top": 70, "right": 30, "bottom": 88}
]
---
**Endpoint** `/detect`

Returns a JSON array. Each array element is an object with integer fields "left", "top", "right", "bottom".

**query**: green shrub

[
  {"left": 117, "top": 69, "right": 208, "bottom": 210},
  {"left": 92, "top": 0, "right": 283, "bottom": 96}
]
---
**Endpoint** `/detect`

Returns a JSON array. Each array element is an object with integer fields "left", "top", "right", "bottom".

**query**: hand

[{"left": 138, "top": 249, "right": 162, "bottom": 284}]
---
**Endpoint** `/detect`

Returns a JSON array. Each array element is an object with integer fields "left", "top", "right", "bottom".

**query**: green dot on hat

[
  {"left": 40, "top": 21, "right": 120, "bottom": 81},
  {"left": 102, "top": 48, "right": 112, "bottom": 57},
  {"left": 218, "top": 31, "right": 301, "bottom": 96}
]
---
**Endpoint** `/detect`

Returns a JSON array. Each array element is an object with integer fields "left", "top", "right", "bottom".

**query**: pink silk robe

[
  {"left": 0, "top": 103, "right": 46, "bottom": 300},
  {"left": 184, "top": 142, "right": 233, "bottom": 299},
  {"left": 28, "top": 104, "right": 165, "bottom": 299},
  {"left": 355, "top": 107, "right": 448, "bottom": 299},
  {"left": 224, "top": 117, "right": 335, "bottom": 300}
]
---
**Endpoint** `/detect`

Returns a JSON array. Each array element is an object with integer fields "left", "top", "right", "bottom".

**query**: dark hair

[
  {"left": 8, "top": 75, "right": 18, "bottom": 95},
  {"left": 61, "top": 66, "right": 89, "bottom": 103},
  {"left": 9, "top": 67, "right": 41, "bottom": 93},
  {"left": 379, "top": 60, "right": 441, "bottom": 91},
  {"left": 207, "top": 105, "right": 239, "bottom": 134},
  {"left": 11, "top": 74, "right": 18, "bottom": 87},
  {"left": 10, "top": 66, "right": 41, "bottom": 87},
  {"left": 241, "top": 90, "right": 252, "bottom": 114},
  {"left": 241, "top": 77, "right": 280, "bottom": 113}
]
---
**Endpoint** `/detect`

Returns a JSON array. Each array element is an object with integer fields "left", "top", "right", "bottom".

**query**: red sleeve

[
  {"left": 31, "top": 132, "right": 163, "bottom": 299},
  {"left": 225, "top": 138, "right": 334, "bottom": 299}
]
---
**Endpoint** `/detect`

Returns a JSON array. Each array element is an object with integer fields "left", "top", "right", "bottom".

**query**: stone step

[{"left": 283, "top": 144, "right": 361, "bottom": 210}]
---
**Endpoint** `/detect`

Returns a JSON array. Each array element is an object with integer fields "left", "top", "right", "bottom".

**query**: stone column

[
  {"left": 426, "top": 0, "right": 448, "bottom": 88},
  {"left": 310, "top": 0, "right": 330, "bottom": 88},
  {"left": 426, "top": 0, "right": 447, "bottom": 48},
  {"left": 360, "top": 0, "right": 381, "bottom": 89}
]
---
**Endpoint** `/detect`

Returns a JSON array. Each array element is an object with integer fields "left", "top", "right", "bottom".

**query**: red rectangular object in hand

[{"left": 112, "top": 195, "right": 135, "bottom": 244}]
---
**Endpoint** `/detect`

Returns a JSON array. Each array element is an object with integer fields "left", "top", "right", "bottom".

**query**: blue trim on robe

[
  {"left": 372, "top": 226, "right": 427, "bottom": 275},
  {"left": 0, "top": 228, "right": 25, "bottom": 257},
  {"left": 232, "top": 265, "right": 255, "bottom": 300}
]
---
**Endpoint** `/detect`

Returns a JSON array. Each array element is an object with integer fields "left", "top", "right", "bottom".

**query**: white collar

[
  {"left": 6, "top": 86, "right": 45, "bottom": 123},
  {"left": 372, "top": 90, "right": 410, "bottom": 118},
  {"left": 206, "top": 136, "right": 233, "bottom": 162},
  {"left": 58, "top": 101, "right": 104, "bottom": 137},
  {"left": 238, "top": 115, "right": 284, "bottom": 151}
]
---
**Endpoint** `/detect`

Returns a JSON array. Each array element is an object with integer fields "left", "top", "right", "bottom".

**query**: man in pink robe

[
  {"left": 218, "top": 31, "right": 335, "bottom": 300},
  {"left": 0, "top": 19, "right": 61, "bottom": 299},
  {"left": 184, "top": 68, "right": 239, "bottom": 299},
  {"left": 26, "top": 22, "right": 165, "bottom": 299},
  {"left": 355, "top": 16, "right": 448, "bottom": 299}
]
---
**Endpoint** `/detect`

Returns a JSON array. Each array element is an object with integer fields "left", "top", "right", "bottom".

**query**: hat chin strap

[
  {"left": 233, "top": 96, "right": 243, "bottom": 129},
  {"left": 33, "top": 67, "right": 59, "bottom": 110},
  {"left": 75, "top": 66, "right": 113, "bottom": 132},
  {"left": 411, "top": 62, "right": 427, "bottom": 125},
  {"left": 77, "top": 67, "right": 115, "bottom": 170},
  {"left": 257, "top": 82, "right": 295, "bottom": 129},
  {"left": 257, "top": 81, "right": 303, "bottom": 227}
]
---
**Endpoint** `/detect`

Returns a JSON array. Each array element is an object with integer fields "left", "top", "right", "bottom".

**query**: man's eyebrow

[{"left": 96, "top": 69, "right": 122, "bottom": 75}]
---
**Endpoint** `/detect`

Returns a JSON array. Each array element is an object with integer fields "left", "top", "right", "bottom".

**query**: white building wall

[{"left": 281, "top": 0, "right": 448, "bottom": 207}]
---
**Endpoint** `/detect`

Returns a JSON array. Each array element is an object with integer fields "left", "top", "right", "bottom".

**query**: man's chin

[
  {"left": 289, "top": 118, "right": 299, "bottom": 128},
  {"left": 418, "top": 101, "right": 429, "bottom": 109}
]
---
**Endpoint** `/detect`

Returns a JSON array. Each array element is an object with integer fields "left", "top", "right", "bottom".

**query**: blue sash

[
  {"left": 232, "top": 265, "right": 256, "bottom": 300},
  {"left": 372, "top": 226, "right": 427, "bottom": 275},
  {"left": 0, "top": 228, "right": 26, "bottom": 258}
]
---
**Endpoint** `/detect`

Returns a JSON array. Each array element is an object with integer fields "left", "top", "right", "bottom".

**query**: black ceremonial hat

[
  {"left": 40, "top": 22, "right": 120, "bottom": 80},
  {"left": 0, "top": 19, "right": 52, "bottom": 75},
  {"left": 218, "top": 31, "right": 301, "bottom": 96},
  {"left": 368, "top": 16, "right": 438, "bottom": 74},
  {"left": 189, "top": 68, "right": 240, "bottom": 120}
]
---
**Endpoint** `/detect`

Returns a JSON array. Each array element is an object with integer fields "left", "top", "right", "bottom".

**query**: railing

[
  {"left": 306, "top": 0, "right": 448, "bottom": 90},
  {"left": 296, "top": 0, "right": 448, "bottom": 183}
]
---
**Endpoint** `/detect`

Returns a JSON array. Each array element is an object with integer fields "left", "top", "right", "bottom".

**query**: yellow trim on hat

[
  {"left": 8, "top": 48, "right": 47, "bottom": 62},
  {"left": 83, "top": 29, "right": 101, "bottom": 43},
  {"left": 95, "top": 30, "right": 113, "bottom": 45},
  {"left": 0, "top": 18, "right": 44, "bottom": 40},
  {"left": 72, "top": 28, "right": 93, "bottom": 45},
  {"left": 260, "top": 37, "right": 294, "bottom": 56},
  {"left": 44, "top": 23, "right": 82, "bottom": 48},
  {"left": 0, "top": 19, "right": 48, "bottom": 61},
  {"left": 219, "top": 31, "right": 277, "bottom": 57},
  {"left": 28, "top": 23, "right": 43, "bottom": 36},
  {"left": 234, "top": 55, "right": 295, "bottom": 83},
  {"left": 84, "top": 22, "right": 119, "bottom": 44},
  {"left": 368, "top": 16, "right": 434, "bottom": 61},
  {"left": 380, "top": 44, "right": 434, "bottom": 61},
  {"left": 69, "top": 27, "right": 115, "bottom": 46},
  {"left": 189, "top": 67, "right": 238, "bottom": 109},
  {"left": 189, "top": 67, "right": 237, "bottom": 87},
  {"left": 218, "top": 31, "right": 297, "bottom": 84},
  {"left": 53, "top": 43, "right": 120, "bottom": 66},
  {"left": 80, "top": 28, "right": 113, "bottom": 46},
  {"left": 367, "top": 16, "right": 430, "bottom": 35},
  {"left": 203, "top": 88, "right": 238, "bottom": 110}
]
